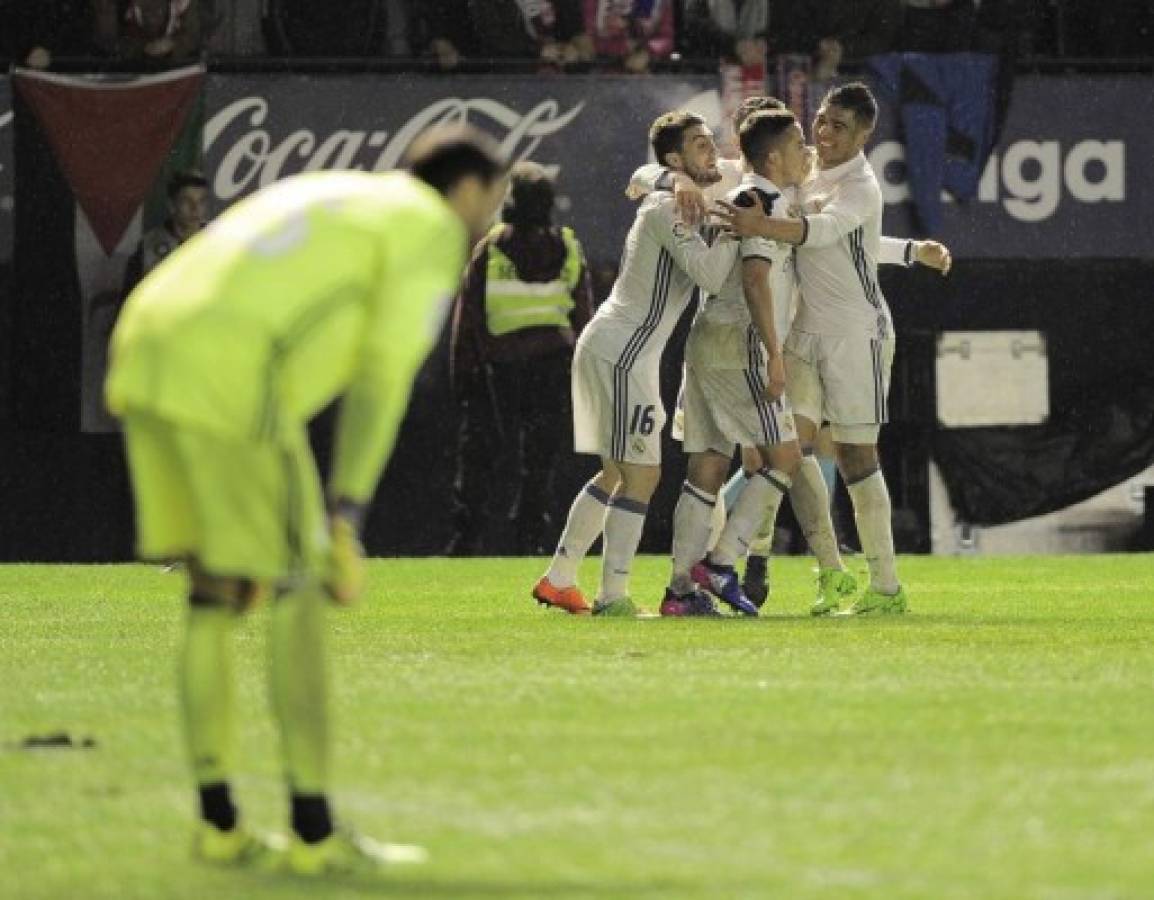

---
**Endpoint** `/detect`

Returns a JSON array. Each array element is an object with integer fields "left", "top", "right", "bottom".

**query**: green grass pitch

[{"left": 3, "top": 555, "right": 1154, "bottom": 899}]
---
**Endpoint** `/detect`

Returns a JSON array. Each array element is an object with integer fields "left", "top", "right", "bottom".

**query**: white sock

[
  {"left": 711, "top": 469, "right": 789, "bottom": 568},
  {"left": 846, "top": 469, "right": 900, "bottom": 594},
  {"left": 545, "top": 479, "right": 610, "bottom": 588},
  {"left": 790, "top": 456, "right": 844, "bottom": 570},
  {"left": 670, "top": 482, "right": 716, "bottom": 595},
  {"left": 706, "top": 489, "right": 727, "bottom": 552},
  {"left": 747, "top": 483, "right": 784, "bottom": 558},
  {"left": 598, "top": 496, "right": 648, "bottom": 601}
]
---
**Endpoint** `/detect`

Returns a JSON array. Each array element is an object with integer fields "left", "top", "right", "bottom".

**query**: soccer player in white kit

[
  {"left": 629, "top": 94, "right": 950, "bottom": 611},
  {"left": 532, "top": 111, "right": 739, "bottom": 617},
  {"left": 660, "top": 108, "right": 857, "bottom": 617},
  {"left": 716, "top": 82, "right": 918, "bottom": 615}
]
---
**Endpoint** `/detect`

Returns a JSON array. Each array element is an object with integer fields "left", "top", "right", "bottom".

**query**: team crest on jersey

[
  {"left": 631, "top": 436, "right": 647, "bottom": 455},
  {"left": 672, "top": 220, "right": 689, "bottom": 240}
]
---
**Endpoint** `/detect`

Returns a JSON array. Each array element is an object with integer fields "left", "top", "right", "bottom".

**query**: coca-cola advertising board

[
  {"left": 203, "top": 74, "right": 717, "bottom": 270},
  {"left": 2, "top": 71, "right": 1152, "bottom": 267}
]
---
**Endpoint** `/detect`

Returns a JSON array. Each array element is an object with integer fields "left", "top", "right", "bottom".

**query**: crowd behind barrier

[{"left": 1, "top": 1, "right": 1152, "bottom": 75}]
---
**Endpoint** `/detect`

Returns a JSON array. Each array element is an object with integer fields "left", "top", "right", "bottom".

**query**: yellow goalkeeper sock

[
  {"left": 180, "top": 603, "right": 238, "bottom": 789},
  {"left": 269, "top": 587, "right": 330, "bottom": 796}
]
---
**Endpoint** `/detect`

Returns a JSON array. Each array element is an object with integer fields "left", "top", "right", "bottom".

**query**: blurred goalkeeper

[{"left": 105, "top": 126, "right": 507, "bottom": 876}]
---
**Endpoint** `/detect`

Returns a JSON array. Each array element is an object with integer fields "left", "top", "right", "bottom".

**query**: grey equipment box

[{"left": 936, "top": 330, "right": 1049, "bottom": 428}]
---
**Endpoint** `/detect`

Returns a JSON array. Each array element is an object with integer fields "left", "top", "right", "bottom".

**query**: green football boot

[
  {"left": 836, "top": 586, "right": 909, "bottom": 616},
  {"left": 191, "top": 821, "right": 286, "bottom": 869},
  {"left": 592, "top": 597, "right": 641, "bottom": 617},
  {"left": 286, "top": 829, "right": 428, "bottom": 876},
  {"left": 811, "top": 567, "right": 858, "bottom": 616}
]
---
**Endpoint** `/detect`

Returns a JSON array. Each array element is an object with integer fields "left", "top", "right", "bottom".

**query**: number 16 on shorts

[{"left": 630, "top": 404, "right": 656, "bottom": 435}]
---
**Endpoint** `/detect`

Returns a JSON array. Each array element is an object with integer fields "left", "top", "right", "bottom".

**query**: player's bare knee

[
  {"left": 618, "top": 463, "right": 660, "bottom": 503},
  {"left": 835, "top": 443, "right": 879, "bottom": 483},
  {"left": 687, "top": 450, "right": 729, "bottom": 495},
  {"left": 793, "top": 415, "right": 820, "bottom": 452},
  {"left": 739, "top": 446, "right": 761, "bottom": 476},
  {"left": 762, "top": 441, "right": 803, "bottom": 478},
  {"left": 596, "top": 462, "right": 622, "bottom": 495}
]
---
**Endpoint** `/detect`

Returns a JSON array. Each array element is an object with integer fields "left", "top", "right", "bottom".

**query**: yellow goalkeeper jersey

[{"left": 106, "top": 170, "right": 466, "bottom": 503}]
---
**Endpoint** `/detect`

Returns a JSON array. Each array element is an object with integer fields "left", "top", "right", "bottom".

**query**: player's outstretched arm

[
  {"left": 650, "top": 200, "right": 738, "bottom": 296},
  {"left": 879, "top": 236, "right": 952, "bottom": 274},
  {"left": 715, "top": 197, "right": 805, "bottom": 244},
  {"left": 715, "top": 178, "right": 874, "bottom": 248},
  {"left": 913, "top": 239, "right": 952, "bottom": 274}
]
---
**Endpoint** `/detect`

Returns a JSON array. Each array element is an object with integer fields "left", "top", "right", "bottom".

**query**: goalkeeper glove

[{"left": 325, "top": 498, "right": 366, "bottom": 605}]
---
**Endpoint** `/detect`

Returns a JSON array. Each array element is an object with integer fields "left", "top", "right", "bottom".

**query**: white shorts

[
  {"left": 681, "top": 363, "right": 797, "bottom": 455},
  {"left": 785, "top": 330, "right": 895, "bottom": 444},
  {"left": 572, "top": 343, "right": 665, "bottom": 465}
]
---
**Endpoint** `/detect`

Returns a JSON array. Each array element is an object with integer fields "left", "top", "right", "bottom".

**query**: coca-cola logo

[{"left": 204, "top": 96, "right": 585, "bottom": 201}]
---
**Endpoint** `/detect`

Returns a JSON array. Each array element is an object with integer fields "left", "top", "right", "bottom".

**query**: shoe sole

[{"left": 833, "top": 598, "right": 909, "bottom": 617}]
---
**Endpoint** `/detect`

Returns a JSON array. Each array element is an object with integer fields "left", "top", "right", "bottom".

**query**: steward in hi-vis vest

[{"left": 447, "top": 161, "right": 595, "bottom": 556}]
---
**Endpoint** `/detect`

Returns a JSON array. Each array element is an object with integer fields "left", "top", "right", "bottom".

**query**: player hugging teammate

[{"left": 533, "top": 82, "right": 951, "bottom": 618}]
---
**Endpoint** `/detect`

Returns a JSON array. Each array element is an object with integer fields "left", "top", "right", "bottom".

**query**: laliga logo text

[
  {"left": 204, "top": 97, "right": 585, "bottom": 200},
  {"left": 869, "top": 139, "right": 1125, "bottom": 223}
]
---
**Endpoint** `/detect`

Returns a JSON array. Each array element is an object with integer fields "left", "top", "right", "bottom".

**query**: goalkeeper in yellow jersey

[{"left": 105, "top": 126, "right": 507, "bottom": 875}]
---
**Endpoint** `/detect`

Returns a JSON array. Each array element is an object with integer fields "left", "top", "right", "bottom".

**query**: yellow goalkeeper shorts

[{"left": 122, "top": 413, "right": 327, "bottom": 580}]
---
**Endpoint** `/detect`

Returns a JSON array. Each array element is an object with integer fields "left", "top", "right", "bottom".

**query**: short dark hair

[
  {"left": 739, "top": 109, "right": 798, "bottom": 169},
  {"left": 405, "top": 124, "right": 508, "bottom": 194},
  {"left": 502, "top": 160, "right": 555, "bottom": 228},
  {"left": 167, "top": 169, "right": 207, "bottom": 200},
  {"left": 649, "top": 111, "right": 706, "bottom": 168},
  {"left": 733, "top": 95, "right": 785, "bottom": 133},
  {"left": 824, "top": 81, "right": 878, "bottom": 128}
]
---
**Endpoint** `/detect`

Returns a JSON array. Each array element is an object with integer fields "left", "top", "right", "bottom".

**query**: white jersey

[
  {"left": 579, "top": 192, "right": 737, "bottom": 372},
  {"left": 791, "top": 152, "right": 894, "bottom": 340},
  {"left": 629, "top": 155, "right": 913, "bottom": 276},
  {"left": 687, "top": 173, "right": 794, "bottom": 371}
]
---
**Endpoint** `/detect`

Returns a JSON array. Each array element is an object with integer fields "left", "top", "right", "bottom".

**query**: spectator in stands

[
  {"left": 207, "top": 0, "right": 264, "bottom": 56},
  {"left": 771, "top": 0, "right": 901, "bottom": 75},
  {"left": 8, "top": 0, "right": 100, "bottom": 68},
  {"left": 470, "top": 0, "right": 590, "bottom": 66},
  {"left": 1063, "top": 0, "right": 1154, "bottom": 57},
  {"left": 412, "top": 0, "right": 474, "bottom": 69},
  {"left": 584, "top": 1, "right": 674, "bottom": 73},
  {"left": 446, "top": 161, "right": 594, "bottom": 556},
  {"left": 261, "top": 0, "right": 398, "bottom": 57},
  {"left": 973, "top": 0, "right": 1044, "bottom": 55},
  {"left": 900, "top": 0, "right": 976, "bottom": 53},
  {"left": 122, "top": 170, "right": 209, "bottom": 294},
  {"left": 95, "top": 0, "right": 203, "bottom": 65},
  {"left": 680, "top": 0, "right": 768, "bottom": 67}
]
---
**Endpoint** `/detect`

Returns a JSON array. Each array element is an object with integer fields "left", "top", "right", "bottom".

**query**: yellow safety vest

[{"left": 484, "top": 225, "right": 582, "bottom": 336}]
